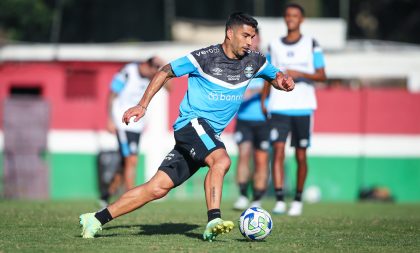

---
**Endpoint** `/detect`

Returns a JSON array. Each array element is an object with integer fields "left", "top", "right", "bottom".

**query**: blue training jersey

[
  {"left": 237, "top": 78, "right": 267, "bottom": 121},
  {"left": 170, "top": 44, "right": 279, "bottom": 134}
]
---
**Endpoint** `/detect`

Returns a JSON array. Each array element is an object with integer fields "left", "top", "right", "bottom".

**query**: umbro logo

[{"left": 211, "top": 67, "right": 223, "bottom": 76}]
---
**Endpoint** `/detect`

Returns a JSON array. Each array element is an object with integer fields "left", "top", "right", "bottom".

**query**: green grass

[{"left": 0, "top": 200, "right": 419, "bottom": 253}]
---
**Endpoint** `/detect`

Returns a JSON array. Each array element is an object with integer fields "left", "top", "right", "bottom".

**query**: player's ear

[{"left": 226, "top": 28, "right": 233, "bottom": 40}]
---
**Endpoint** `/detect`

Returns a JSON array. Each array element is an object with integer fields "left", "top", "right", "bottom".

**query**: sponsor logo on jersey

[
  {"left": 287, "top": 51, "right": 294, "bottom": 57},
  {"left": 227, "top": 74, "right": 240, "bottom": 81},
  {"left": 244, "top": 65, "right": 254, "bottom": 78},
  {"left": 208, "top": 91, "right": 243, "bottom": 102},
  {"left": 195, "top": 47, "right": 220, "bottom": 57},
  {"left": 211, "top": 67, "right": 223, "bottom": 76}
]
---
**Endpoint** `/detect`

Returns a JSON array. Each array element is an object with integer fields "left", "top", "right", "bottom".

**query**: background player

[
  {"left": 101, "top": 56, "right": 166, "bottom": 206},
  {"left": 79, "top": 12, "right": 294, "bottom": 241},
  {"left": 261, "top": 3, "right": 326, "bottom": 216},
  {"left": 233, "top": 28, "right": 270, "bottom": 210}
]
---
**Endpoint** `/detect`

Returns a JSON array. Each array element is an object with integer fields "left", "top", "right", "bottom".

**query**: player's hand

[
  {"left": 275, "top": 72, "right": 294, "bottom": 91},
  {"left": 107, "top": 119, "right": 117, "bottom": 134},
  {"left": 122, "top": 105, "right": 147, "bottom": 125}
]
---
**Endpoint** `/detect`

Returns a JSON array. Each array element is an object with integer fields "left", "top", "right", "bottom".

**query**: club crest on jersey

[{"left": 244, "top": 65, "right": 254, "bottom": 78}]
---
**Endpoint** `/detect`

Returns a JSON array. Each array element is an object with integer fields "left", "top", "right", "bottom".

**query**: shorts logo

[
  {"left": 260, "top": 141, "right": 270, "bottom": 150},
  {"left": 244, "top": 65, "right": 254, "bottom": 78},
  {"left": 270, "top": 128, "right": 279, "bottom": 141},
  {"left": 190, "top": 148, "right": 196, "bottom": 158},
  {"left": 299, "top": 139, "right": 309, "bottom": 147},
  {"left": 129, "top": 142, "right": 138, "bottom": 153},
  {"left": 164, "top": 152, "right": 175, "bottom": 161},
  {"left": 234, "top": 131, "right": 243, "bottom": 143},
  {"left": 214, "top": 134, "right": 222, "bottom": 142},
  {"left": 211, "top": 67, "right": 223, "bottom": 76}
]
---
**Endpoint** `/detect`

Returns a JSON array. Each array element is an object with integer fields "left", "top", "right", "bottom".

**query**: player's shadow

[
  {"left": 139, "top": 223, "right": 200, "bottom": 237},
  {"left": 104, "top": 223, "right": 200, "bottom": 237}
]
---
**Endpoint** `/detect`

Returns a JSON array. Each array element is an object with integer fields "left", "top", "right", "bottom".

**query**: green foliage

[
  {"left": 0, "top": 200, "right": 419, "bottom": 252},
  {"left": 0, "top": 0, "right": 52, "bottom": 42}
]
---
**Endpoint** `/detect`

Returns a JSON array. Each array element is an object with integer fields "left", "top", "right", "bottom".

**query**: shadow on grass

[
  {"left": 103, "top": 223, "right": 200, "bottom": 237},
  {"left": 235, "top": 238, "right": 267, "bottom": 243}
]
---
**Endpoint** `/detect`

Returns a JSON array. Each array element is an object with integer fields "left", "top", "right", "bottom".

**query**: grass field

[{"left": 1, "top": 199, "right": 419, "bottom": 253}]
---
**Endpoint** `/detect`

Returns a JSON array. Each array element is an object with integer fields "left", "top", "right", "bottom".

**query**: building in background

[{"left": 1, "top": 1, "right": 420, "bottom": 201}]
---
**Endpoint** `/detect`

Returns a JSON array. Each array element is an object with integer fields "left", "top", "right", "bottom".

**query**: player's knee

[
  {"left": 213, "top": 156, "right": 231, "bottom": 173},
  {"left": 149, "top": 185, "right": 169, "bottom": 200}
]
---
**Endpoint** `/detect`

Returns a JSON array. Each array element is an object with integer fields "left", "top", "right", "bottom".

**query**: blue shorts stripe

[
  {"left": 200, "top": 134, "right": 216, "bottom": 150},
  {"left": 120, "top": 142, "right": 130, "bottom": 157}
]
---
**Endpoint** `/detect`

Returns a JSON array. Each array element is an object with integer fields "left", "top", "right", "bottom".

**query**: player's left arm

[
  {"left": 256, "top": 61, "right": 294, "bottom": 92},
  {"left": 287, "top": 39, "right": 327, "bottom": 82},
  {"left": 122, "top": 64, "right": 175, "bottom": 124},
  {"left": 287, "top": 68, "right": 326, "bottom": 82}
]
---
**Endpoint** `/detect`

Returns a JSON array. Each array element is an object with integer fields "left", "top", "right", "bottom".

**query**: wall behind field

[{"left": 1, "top": 61, "right": 420, "bottom": 202}]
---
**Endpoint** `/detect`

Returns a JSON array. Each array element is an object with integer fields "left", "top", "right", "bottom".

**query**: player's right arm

[{"left": 122, "top": 64, "right": 175, "bottom": 125}]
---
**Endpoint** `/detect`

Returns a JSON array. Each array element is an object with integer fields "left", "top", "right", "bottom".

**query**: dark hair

[
  {"left": 146, "top": 56, "right": 161, "bottom": 69},
  {"left": 225, "top": 12, "right": 258, "bottom": 34},
  {"left": 284, "top": 3, "right": 305, "bottom": 16}
]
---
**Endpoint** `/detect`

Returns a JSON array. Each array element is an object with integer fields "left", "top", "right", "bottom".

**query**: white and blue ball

[{"left": 239, "top": 207, "right": 273, "bottom": 240}]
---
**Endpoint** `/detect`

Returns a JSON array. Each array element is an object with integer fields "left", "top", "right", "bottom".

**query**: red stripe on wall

[
  {"left": 315, "top": 88, "right": 363, "bottom": 133},
  {"left": 364, "top": 89, "right": 420, "bottom": 134},
  {"left": 1, "top": 62, "right": 420, "bottom": 135}
]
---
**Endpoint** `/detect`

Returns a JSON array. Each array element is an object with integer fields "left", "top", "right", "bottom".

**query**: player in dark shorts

[
  {"left": 262, "top": 3, "right": 327, "bottom": 216},
  {"left": 79, "top": 12, "right": 294, "bottom": 241},
  {"left": 233, "top": 29, "right": 270, "bottom": 210}
]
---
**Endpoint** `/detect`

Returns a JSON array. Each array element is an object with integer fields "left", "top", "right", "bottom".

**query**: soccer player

[
  {"left": 261, "top": 3, "right": 326, "bottom": 216},
  {"left": 233, "top": 28, "right": 270, "bottom": 210},
  {"left": 101, "top": 57, "right": 165, "bottom": 206},
  {"left": 79, "top": 12, "right": 294, "bottom": 241}
]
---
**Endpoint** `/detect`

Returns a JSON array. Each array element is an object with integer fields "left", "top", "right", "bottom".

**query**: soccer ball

[{"left": 239, "top": 207, "right": 273, "bottom": 240}]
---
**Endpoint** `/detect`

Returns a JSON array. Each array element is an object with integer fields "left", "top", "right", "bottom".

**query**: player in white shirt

[
  {"left": 103, "top": 57, "right": 164, "bottom": 205},
  {"left": 261, "top": 3, "right": 327, "bottom": 216},
  {"left": 233, "top": 29, "right": 270, "bottom": 210}
]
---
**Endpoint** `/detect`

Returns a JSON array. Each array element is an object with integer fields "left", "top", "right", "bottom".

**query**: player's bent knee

[
  {"left": 148, "top": 186, "right": 170, "bottom": 200},
  {"left": 213, "top": 156, "right": 231, "bottom": 173}
]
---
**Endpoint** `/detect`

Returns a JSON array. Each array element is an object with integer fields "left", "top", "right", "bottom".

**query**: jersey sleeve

[
  {"left": 110, "top": 66, "right": 128, "bottom": 93},
  {"left": 170, "top": 55, "right": 197, "bottom": 77},
  {"left": 255, "top": 60, "right": 280, "bottom": 81},
  {"left": 265, "top": 53, "right": 272, "bottom": 64},
  {"left": 312, "top": 39, "right": 325, "bottom": 69}
]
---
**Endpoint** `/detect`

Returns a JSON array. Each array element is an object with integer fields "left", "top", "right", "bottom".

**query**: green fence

[{"left": 1, "top": 152, "right": 420, "bottom": 202}]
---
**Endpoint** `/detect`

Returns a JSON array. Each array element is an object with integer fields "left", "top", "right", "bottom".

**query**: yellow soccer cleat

[
  {"left": 79, "top": 213, "right": 102, "bottom": 238},
  {"left": 202, "top": 218, "right": 234, "bottom": 242}
]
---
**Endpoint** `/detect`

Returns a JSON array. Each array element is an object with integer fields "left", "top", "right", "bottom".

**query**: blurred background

[{"left": 0, "top": 0, "right": 419, "bottom": 202}]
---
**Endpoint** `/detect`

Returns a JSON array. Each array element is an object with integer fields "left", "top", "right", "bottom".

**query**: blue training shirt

[
  {"left": 170, "top": 44, "right": 279, "bottom": 134},
  {"left": 237, "top": 78, "right": 267, "bottom": 121}
]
